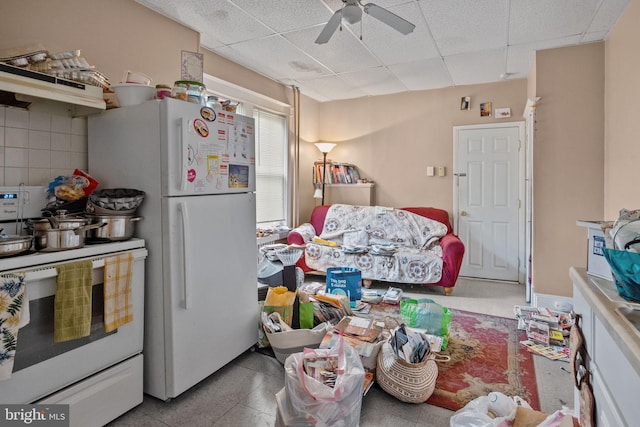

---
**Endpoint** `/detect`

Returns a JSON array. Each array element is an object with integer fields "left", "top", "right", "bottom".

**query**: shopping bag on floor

[
  {"left": 284, "top": 334, "right": 365, "bottom": 427},
  {"left": 263, "top": 286, "right": 297, "bottom": 326},
  {"left": 400, "top": 298, "right": 452, "bottom": 348}
]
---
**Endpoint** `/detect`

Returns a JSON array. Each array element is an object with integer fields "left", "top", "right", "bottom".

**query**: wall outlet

[
  {"left": 438, "top": 166, "right": 446, "bottom": 177},
  {"left": 427, "top": 166, "right": 435, "bottom": 176}
]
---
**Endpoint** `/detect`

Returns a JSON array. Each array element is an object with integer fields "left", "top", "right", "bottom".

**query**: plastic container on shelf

[
  {"left": 155, "top": 84, "right": 172, "bottom": 100},
  {"left": 172, "top": 80, "right": 206, "bottom": 105}
]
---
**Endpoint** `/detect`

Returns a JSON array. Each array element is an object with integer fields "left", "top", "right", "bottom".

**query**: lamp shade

[
  {"left": 313, "top": 187, "right": 323, "bottom": 199},
  {"left": 315, "top": 142, "right": 336, "bottom": 154}
]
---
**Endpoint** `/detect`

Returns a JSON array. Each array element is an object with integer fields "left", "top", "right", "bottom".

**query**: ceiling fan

[{"left": 315, "top": 0, "right": 416, "bottom": 44}]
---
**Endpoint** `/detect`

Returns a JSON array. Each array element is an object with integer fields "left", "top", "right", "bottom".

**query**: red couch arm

[{"left": 438, "top": 233, "right": 465, "bottom": 287}]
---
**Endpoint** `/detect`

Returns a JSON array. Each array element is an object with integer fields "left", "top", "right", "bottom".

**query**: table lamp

[{"left": 314, "top": 142, "right": 336, "bottom": 205}]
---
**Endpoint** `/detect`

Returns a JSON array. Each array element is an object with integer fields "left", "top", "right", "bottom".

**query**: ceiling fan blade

[
  {"left": 363, "top": 3, "right": 415, "bottom": 35},
  {"left": 315, "top": 10, "right": 342, "bottom": 44}
]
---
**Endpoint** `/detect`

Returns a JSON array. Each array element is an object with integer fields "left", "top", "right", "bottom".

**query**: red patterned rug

[{"left": 368, "top": 304, "right": 540, "bottom": 412}]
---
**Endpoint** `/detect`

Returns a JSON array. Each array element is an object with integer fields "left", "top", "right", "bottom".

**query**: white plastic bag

[
  {"left": 284, "top": 334, "right": 365, "bottom": 427},
  {"left": 449, "top": 392, "right": 517, "bottom": 427}
]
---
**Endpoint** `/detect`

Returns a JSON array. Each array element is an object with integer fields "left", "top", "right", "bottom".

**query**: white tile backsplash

[
  {"left": 5, "top": 127, "right": 28, "bottom": 148},
  {"left": 51, "top": 115, "right": 72, "bottom": 134},
  {"left": 1, "top": 106, "right": 87, "bottom": 185},
  {"left": 29, "top": 168, "right": 52, "bottom": 187},
  {"left": 71, "top": 134, "right": 87, "bottom": 153},
  {"left": 29, "top": 149, "right": 50, "bottom": 168},
  {"left": 5, "top": 167, "right": 29, "bottom": 186},
  {"left": 5, "top": 108, "right": 29, "bottom": 129},
  {"left": 6, "top": 147, "right": 29, "bottom": 167},
  {"left": 71, "top": 117, "right": 87, "bottom": 135},
  {"left": 50, "top": 150, "right": 71, "bottom": 169},
  {"left": 29, "top": 130, "right": 51, "bottom": 150},
  {"left": 29, "top": 111, "right": 51, "bottom": 132},
  {"left": 51, "top": 132, "right": 71, "bottom": 151}
]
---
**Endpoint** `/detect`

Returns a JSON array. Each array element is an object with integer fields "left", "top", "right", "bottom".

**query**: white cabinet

[
  {"left": 571, "top": 268, "right": 640, "bottom": 426},
  {"left": 323, "top": 183, "right": 375, "bottom": 206}
]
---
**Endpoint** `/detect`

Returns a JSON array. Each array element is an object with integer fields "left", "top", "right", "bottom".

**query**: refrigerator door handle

[
  {"left": 179, "top": 201, "right": 191, "bottom": 309},
  {"left": 180, "top": 118, "right": 188, "bottom": 192}
]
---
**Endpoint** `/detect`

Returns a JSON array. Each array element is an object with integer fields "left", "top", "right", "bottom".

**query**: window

[
  {"left": 202, "top": 74, "right": 291, "bottom": 227},
  {"left": 254, "top": 109, "right": 288, "bottom": 224}
]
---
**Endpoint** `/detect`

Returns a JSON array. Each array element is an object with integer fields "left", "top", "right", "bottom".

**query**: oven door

[{"left": 0, "top": 248, "right": 147, "bottom": 403}]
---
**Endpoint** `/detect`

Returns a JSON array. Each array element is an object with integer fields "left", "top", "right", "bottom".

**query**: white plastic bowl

[{"left": 111, "top": 83, "right": 155, "bottom": 107}]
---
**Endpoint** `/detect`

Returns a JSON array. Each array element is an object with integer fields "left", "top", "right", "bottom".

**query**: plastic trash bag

[
  {"left": 449, "top": 392, "right": 517, "bottom": 427},
  {"left": 284, "top": 334, "right": 365, "bottom": 427}
]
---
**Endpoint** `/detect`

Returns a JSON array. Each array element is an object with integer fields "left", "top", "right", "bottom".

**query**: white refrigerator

[{"left": 88, "top": 98, "right": 258, "bottom": 400}]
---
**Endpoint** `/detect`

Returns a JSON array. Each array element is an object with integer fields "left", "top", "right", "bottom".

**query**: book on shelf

[{"left": 313, "top": 161, "right": 362, "bottom": 184}]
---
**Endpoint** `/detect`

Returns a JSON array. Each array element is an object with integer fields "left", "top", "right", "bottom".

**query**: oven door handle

[{"left": 179, "top": 201, "right": 191, "bottom": 309}]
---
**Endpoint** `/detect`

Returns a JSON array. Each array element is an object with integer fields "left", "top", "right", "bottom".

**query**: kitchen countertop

[
  {"left": 570, "top": 267, "right": 640, "bottom": 377},
  {"left": 0, "top": 238, "right": 146, "bottom": 271}
]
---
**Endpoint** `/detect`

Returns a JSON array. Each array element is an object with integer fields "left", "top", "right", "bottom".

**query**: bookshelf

[
  {"left": 313, "top": 160, "right": 375, "bottom": 206},
  {"left": 313, "top": 161, "right": 361, "bottom": 184}
]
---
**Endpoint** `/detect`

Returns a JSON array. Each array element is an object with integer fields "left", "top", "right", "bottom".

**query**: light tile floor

[{"left": 107, "top": 277, "right": 575, "bottom": 426}]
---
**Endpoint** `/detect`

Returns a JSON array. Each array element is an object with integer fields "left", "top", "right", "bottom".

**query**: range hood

[{"left": 0, "top": 62, "right": 105, "bottom": 111}]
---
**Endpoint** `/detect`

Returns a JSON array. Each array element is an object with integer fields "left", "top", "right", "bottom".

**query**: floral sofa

[{"left": 288, "top": 204, "right": 465, "bottom": 295}]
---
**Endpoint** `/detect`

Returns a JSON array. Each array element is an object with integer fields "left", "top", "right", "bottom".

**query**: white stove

[{"left": 0, "top": 186, "right": 148, "bottom": 427}]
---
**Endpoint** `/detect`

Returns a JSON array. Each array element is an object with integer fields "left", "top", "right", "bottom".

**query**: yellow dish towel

[
  {"left": 103, "top": 253, "right": 134, "bottom": 333},
  {"left": 0, "top": 273, "right": 29, "bottom": 381},
  {"left": 54, "top": 260, "right": 93, "bottom": 343}
]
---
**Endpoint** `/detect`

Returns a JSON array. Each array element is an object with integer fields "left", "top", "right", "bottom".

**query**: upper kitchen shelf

[{"left": 0, "top": 62, "right": 105, "bottom": 112}]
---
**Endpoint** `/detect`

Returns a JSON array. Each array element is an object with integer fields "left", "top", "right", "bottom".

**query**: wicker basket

[{"left": 376, "top": 339, "right": 443, "bottom": 403}]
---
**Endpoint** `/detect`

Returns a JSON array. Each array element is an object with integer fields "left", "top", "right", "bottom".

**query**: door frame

[{"left": 453, "top": 121, "right": 527, "bottom": 284}]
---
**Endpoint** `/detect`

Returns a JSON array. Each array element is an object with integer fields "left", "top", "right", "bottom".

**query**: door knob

[{"left": 460, "top": 210, "right": 468, "bottom": 216}]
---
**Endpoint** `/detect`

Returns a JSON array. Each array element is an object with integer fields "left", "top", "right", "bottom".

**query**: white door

[
  {"left": 454, "top": 123, "right": 524, "bottom": 282},
  {"left": 163, "top": 192, "right": 258, "bottom": 398}
]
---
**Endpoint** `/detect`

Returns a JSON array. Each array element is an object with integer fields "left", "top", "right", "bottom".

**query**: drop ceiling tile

[
  {"left": 229, "top": 0, "right": 332, "bottom": 33},
  {"left": 444, "top": 48, "right": 506, "bottom": 86},
  {"left": 506, "top": 36, "right": 583, "bottom": 77},
  {"left": 359, "top": 2, "right": 439, "bottom": 65},
  {"left": 586, "top": 0, "right": 631, "bottom": 33},
  {"left": 216, "top": 35, "right": 333, "bottom": 81},
  {"left": 509, "top": 0, "right": 600, "bottom": 45},
  {"left": 294, "top": 75, "right": 369, "bottom": 101},
  {"left": 420, "top": 0, "right": 508, "bottom": 56},
  {"left": 581, "top": 31, "right": 609, "bottom": 43},
  {"left": 138, "top": 0, "right": 274, "bottom": 45},
  {"left": 283, "top": 27, "right": 382, "bottom": 74},
  {"left": 388, "top": 58, "right": 453, "bottom": 91},
  {"left": 339, "top": 66, "right": 408, "bottom": 97}
]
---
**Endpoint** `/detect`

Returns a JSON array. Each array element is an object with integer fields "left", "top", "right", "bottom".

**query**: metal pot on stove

[
  {"left": 84, "top": 214, "right": 143, "bottom": 242},
  {"left": 0, "top": 229, "right": 33, "bottom": 257},
  {"left": 27, "top": 210, "right": 105, "bottom": 251}
]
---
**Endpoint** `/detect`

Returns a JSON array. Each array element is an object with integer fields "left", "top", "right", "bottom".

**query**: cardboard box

[{"left": 576, "top": 221, "right": 613, "bottom": 280}]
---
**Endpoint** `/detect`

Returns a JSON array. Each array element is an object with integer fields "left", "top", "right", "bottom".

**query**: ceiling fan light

[{"left": 342, "top": 4, "right": 362, "bottom": 24}]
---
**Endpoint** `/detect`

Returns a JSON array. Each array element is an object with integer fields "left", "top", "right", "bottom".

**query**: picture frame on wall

[
  {"left": 460, "top": 96, "right": 471, "bottom": 110},
  {"left": 480, "top": 102, "right": 492, "bottom": 117}
]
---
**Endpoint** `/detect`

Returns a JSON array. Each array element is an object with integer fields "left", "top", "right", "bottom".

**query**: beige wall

[
  {"left": 0, "top": 0, "right": 297, "bottom": 187},
  {"left": 531, "top": 43, "right": 605, "bottom": 297},
  {"left": 604, "top": 0, "right": 640, "bottom": 218},
  {"left": 302, "top": 80, "right": 527, "bottom": 220}
]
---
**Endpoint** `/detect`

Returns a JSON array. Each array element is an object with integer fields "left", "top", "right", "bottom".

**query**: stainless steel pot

[
  {"left": 85, "top": 215, "right": 143, "bottom": 241},
  {"left": 38, "top": 223, "right": 106, "bottom": 252},
  {"left": 28, "top": 211, "right": 91, "bottom": 251},
  {"left": 0, "top": 229, "right": 33, "bottom": 257}
]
